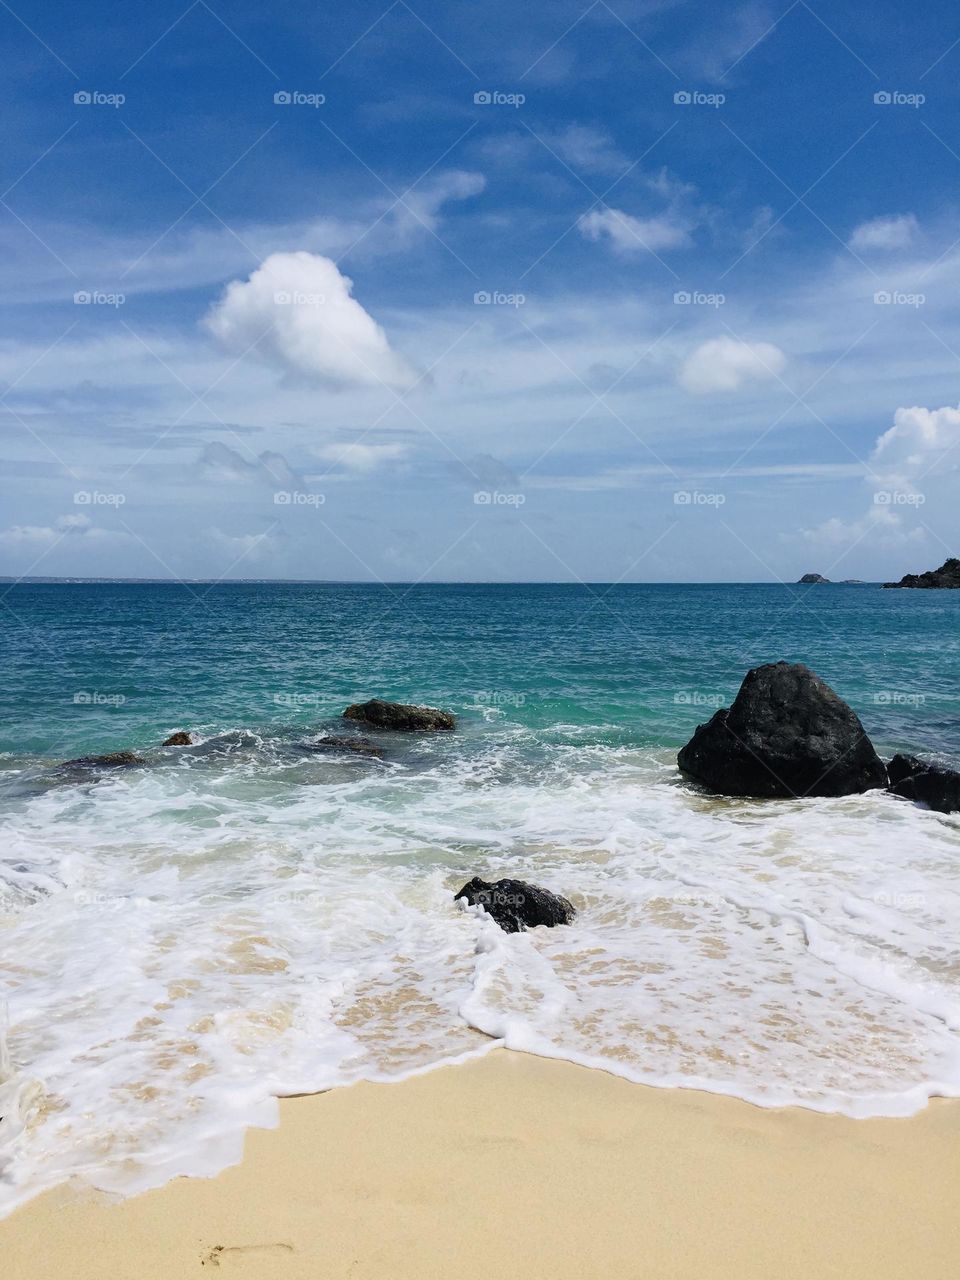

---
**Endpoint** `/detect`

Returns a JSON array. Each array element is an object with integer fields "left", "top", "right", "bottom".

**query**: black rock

[
  {"left": 677, "top": 661, "right": 887, "bottom": 799},
  {"left": 61, "top": 750, "right": 146, "bottom": 769},
  {"left": 162, "top": 731, "right": 192, "bottom": 747},
  {"left": 883, "top": 557, "right": 960, "bottom": 589},
  {"left": 343, "top": 699, "right": 455, "bottom": 732},
  {"left": 887, "top": 754, "right": 960, "bottom": 814},
  {"left": 307, "top": 735, "right": 384, "bottom": 758},
  {"left": 455, "top": 876, "right": 576, "bottom": 933},
  {"left": 798, "top": 573, "right": 830, "bottom": 584}
]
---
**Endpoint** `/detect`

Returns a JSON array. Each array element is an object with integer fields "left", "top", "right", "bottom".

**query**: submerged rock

[
  {"left": 677, "top": 661, "right": 887, "bottom": 799},
  {"left": 343, "top": 699, "right": 455, "bottom": 732},
  {"left": 887, "top": 754, "right": 960, "bottom": 814},
  {"left": 61, "top": 750, "right": 145, "bottom": 769},
  {"left": 307, "top": 735, "right": 384, "bottom": 758},
  {"left": 883, "top": 557, "right": 960, "bottom": 589},
  {"left": 455, "top": 876, "right": 576, "bottom": 933},
  {"left": 162, "top": 731, "right": 193, "bottom": 746}
]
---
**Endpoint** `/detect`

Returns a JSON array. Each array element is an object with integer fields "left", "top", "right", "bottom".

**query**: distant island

[
  {"left": 797, "top": 575, "right": 864, "bottom": 585},
  {"left": 883, "top": 557, "right": 960, "bottom": 589}
]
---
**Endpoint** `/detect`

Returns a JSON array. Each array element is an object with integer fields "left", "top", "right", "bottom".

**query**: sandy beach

[{"left": 3, "top": 1049, "right": 959, "bottom": 1279}]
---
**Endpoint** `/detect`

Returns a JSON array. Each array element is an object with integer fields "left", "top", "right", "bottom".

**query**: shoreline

[{"left": 3, "top": 1050, "right": 959, "bottom": 1279}]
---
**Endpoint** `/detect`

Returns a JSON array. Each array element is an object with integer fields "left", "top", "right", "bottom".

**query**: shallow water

[{"left": 1, "top": 583, "right": 959, "bottom": 1215}]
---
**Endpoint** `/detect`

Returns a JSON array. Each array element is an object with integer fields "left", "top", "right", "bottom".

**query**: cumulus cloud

[
  {"left": 313, "top": 442, "right": 409, "bottom": 471},
  {"left": 871, "top": 404, "right": 960, "bottom": 482},
  {"left": 679, "top": 336, "right": 787, "bottom": 394},
  {"left": 578, "top": 207, "right": 690, "bottom": 254},
  {"left": 801, "top": 504, "right": 924, "bottom": 549},
  {"left": 200, "top": 441, "right": 300, "bottom": 487},
  {"left": 849, "top": 214, "right": 918, "bottom": 251},
  {"left": 205, "top": 251, "right": 415, "bottom": 390},
  {"left": 0, "top": 513, "right": 123, "bottom": 548}
]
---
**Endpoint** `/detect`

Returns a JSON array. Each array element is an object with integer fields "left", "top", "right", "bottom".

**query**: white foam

[{"left": 1, "top": 741, "right": 959, "bottom": 1216}]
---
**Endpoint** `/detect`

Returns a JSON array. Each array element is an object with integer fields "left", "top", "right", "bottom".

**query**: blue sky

[{"left": 1, "top": 0, "right": 959, "bottom": 581}]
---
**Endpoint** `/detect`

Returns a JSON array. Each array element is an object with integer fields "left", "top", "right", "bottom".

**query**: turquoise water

[
  {"left": 2, "top": 582, "right": 959, "bottom": 759},
  {"left": 1, "top": 583, "right": 959, "bottom": 1215}
]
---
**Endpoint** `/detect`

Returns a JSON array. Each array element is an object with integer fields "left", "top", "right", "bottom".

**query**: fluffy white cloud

[
  {"left": 871, "top": 404, "right": 960, "bottom": 481},
  {"left": 849, "top": 214, "right": 918, "bottom": 251},
  {"left": 200, "top": 441, "right": 299, "bottom": 487},
  {"left": 801, "top": 504, "right": 924, "bottom": 549},
  {"left": 0, "top": 513, "right": 120, "bottom": 548},
  {"left": 679, "top": 336, "right": 787, "bottom": 394},
  {"left": 578, "top": 207, "right": 690, "bottom": 253},
  {"left": 313, "top": 442, "right": 409, "bottom": 471},
  {"left": 205, "top": 252, "right": 415, "bottom": 390}
]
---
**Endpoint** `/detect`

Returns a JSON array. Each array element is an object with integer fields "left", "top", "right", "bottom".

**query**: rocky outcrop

[
  {"left": 307, "top": 735, "right": 384, "bottom": 758},
  {"left": 798, "top": 573, "right": 830, "bottom": 584},
  {"left": 455, "top": 877, "right": 576, "bottom": 933},
  {"left": 677, "top": 661, "right": 887, "bottom": 798},
  {"left": 61, "top": 750, "right": 145, "bottom": 768},
  {"left": 887, "top": 754, "right": 960, "bottom": 814},
  {"left": 343, "top": 699, "right": 455, "bottom": 732},
  {"left": 162, "top": 731, "right": 192, "bottom": 746},
  {"left": 884, "top": 557, "right": 960, "bottom": 589}
]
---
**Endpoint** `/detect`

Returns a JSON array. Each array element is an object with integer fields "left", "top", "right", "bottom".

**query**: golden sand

[{"left": 3, "top": 1050, "right": 959, "bottom": 1279}]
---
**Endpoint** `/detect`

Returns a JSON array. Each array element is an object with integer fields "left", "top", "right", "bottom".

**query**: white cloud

[
  {"left": 679, "top": 336, "right": 786, "bottom": 394},
  {"left": 207, "top": 527, "right": 277, "bottom": 562},
  {"left": 200, "top": 441, "right": 299, "bottom": 487},
  {"left": 578, "top": 207, "right": 690, "bottom": 254},
  {"left": 849, "top": 214, "right": 918, "bottom": 251},
  {"left": 313, "top": 442, "right": 409, "bottom": 471},
  {"left": 800, "top": 504, "right": 924, "bottom": 549},
  {"left": 205, "top": 251, "right": 415, "bottom": 390},
  {"left": 0, "top": 513, "right": 120, "bottom": 548},
  {"left": 871, "top": 404, "right": 960, "bottom": 481}
]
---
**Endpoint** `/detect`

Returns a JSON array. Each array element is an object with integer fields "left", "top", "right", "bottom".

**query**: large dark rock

[
  {"left": 798, "top": 573, "right": 830, "bottom": 584},
  {"left": 162, "top": 731, "right": 192, "bottom": 747},
  {"left": 61, "top": 750, "right": 145, "bottom": 769},
  {"left": 677, "top": 662, "right": 887, "bottom": 799},
  {"left": 455, "top": 877, "right": 575, "bottom": 933},
  {"left": 887, "top": 754, "right": 960, "bottom": 814},
  {"left": 884, "top": 557, "right": 960, "bottom": 589},
  {"left": 343, "top": 699, "right": 455, "bottom": 732}
]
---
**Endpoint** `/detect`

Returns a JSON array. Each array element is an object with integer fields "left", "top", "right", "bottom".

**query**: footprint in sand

[{"left": 201, "top": 1242, "right": 295, "bottom": 1269}]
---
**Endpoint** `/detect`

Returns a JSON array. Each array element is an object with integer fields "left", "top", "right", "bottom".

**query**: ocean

[{"left": 1, "top": 582, "right": 959, "bottom": 1215}]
